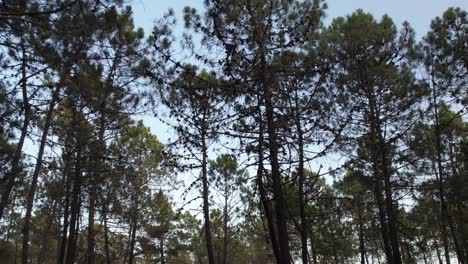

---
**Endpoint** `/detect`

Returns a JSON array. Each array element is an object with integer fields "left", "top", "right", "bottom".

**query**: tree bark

[
  {"left": 256, "top": 101, "right": 280, "bottom": 264},
  {"left": 294, "top": 91, "right": 308, "bottom": 264},
  {"left": 103, "top": 202, "right": 112, "bottom": 264},
  {"left": 201, "top": 120, "right": 215, "bottom": 264},
  {"left": 367, "top": 87, "right": 400, "bottom": 264},
  {"left": 262, "top": 53, "right": 291, "bottom": 264},
  {"left": 431, "top": 80, "right": 452, "bottom": 264},
  {"left": 21, "top": 85, "right": 61, "bottom": 264},
  {"left": 128, "top": 215, "right": 138, "bottom": 264},
  {"left": 0, "top": 33, "right": 31, "bottom": 221},
  {"left": 66, "top": 140, "right": 83, "bottom": 264},
  {"left": 58, "top": 146, "right": 72, "bottom": 264},
  {"left": 87, "top": 103, "right": 106, "bottom": 264},
  {"left": 223, "top": 174, "right": 228, "bottom": 264},
  {"left": 160, "top": 236, "right": 165, "bottom": 264},
  {"left": 358, "top": 213, "right": 366, "bottom": 264}
]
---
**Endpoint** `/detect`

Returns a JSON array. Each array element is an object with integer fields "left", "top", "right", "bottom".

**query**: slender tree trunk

[
  {"left": 294, "top": 91, "right": 308, "bottom": 264},
  {"left": 160, "top": 237, "right": 165, "bottom": 264},
  {"left": 201, "top": 122, "right": 215, "bottom": 264},
  {"left": 358, "top": 214, "right": 366, "bottom": 264},
  {"left": 309, "top": 230, "right": 318, "bottom": 264},
  {"left": 87, "top": 191, "right": 96, "bottom": 264},
  {"left": 434, "top": 237, "right": 444, "bottom": 264},
  {"left": 256, "top": 101, "right": 280, "bottom": 264},
  {"left": 0, "top": 34, "right": 31, "bottom": 221},
  {"left": 21, "top": 85, "right": 61, "bottom": 264},
  {"left": 223, "top": 177, "right": 228, "bottom": 264},
  {"left": 66, "top": 141, "right": 83, "bottom": 264},
  {"left": 372, "top": 156, "right": 393, "bottom": 263},
  {"left": 449, "top": 140, "right": 467, "bottom": 264},
  {"left": 263, "top": 66, "right": 290, "bottom": 264},
  {"left": 367, "top": 89, "right": 399, "bottom": 264},
  {"left": 87, "top": 107, "right": 106, "bottom": 264},
  {"left": 58, "top": 150, "right": 72, "bottom": 264},
  {"left": 128, "top": 216, "right": 138, "bottom": 264},
  {"left": 458, "top": 202, "right": 468, "bottom": 264},
  {"left": 103, "top": 202, "right": 111, "bottom": 264},
  {"left": 431, "top": 77, "right": 452, "bottom": 264},
  {"left": 380, "top": 146, "right": 402, "bottom": 264}
]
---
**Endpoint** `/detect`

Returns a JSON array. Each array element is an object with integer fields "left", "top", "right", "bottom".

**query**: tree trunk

[
  {"left": 431, "top": 77, "right": 452, "bottom": 264},
  {"left": 367, "top": 88, "right": 399, "bottom": 264},
  {"left": 21, "top": 85, "right": 61, "bottom": 264},
  {"left": 294, "top": 92, "right": 308, "bottom": 264},
  {"left": 380, "top": 146, "right": 402, "bottom": 264},
  {"left": 309, "top": 231, "right": 318, "bottom": 264},
  {"left": 358, "top": 214, "right": 366, "bottom": 264},
  {"left": 256, "top": 103, "right": 280, "bottom": 264},
  {"left": 201, "top": 122, "right": 215, "bottom": 264},
  {"left": 103, "top": 202, "right": 112, "bottom": 264},
  {"left": 263, "top": 64, "right": 290, "bottom": 264},
  {"left": 128, "top": 216, "right": 137, "bottom": 264},
  {"left": 87, "top": 106, "right": 106, "bottom": 264},
  {"left": 58, "top": 147, "right": 72, "bottom": 264},
  {"left": 66, "top": 141, "right": 83, "bottom": 264},
  {"left": 87, "top": 190, "right": 96, "bottom": 264},
  {"left": 372, "top": 156, "right": 393, "bottom": 263},
  {"left": 223, "top": 175, "right": 228, "bottom": 264},
  {"left": 0, "top": 34, "right": 31, "bottom": 221},
  {"left": 160, "top": 236, "right": 165, "bottom": 264}
]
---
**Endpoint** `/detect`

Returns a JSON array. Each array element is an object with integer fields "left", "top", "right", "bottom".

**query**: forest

[{"left": 0, "top": 0, "right": 466, "bottom": 263}]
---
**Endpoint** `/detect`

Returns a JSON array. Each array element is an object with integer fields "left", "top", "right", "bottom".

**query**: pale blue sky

[
  {"left": 132, "top": 0, "right": 468, "bottom": 39},
  {"left": 132, "top": 0, "right": 468, "bottom": 144},
  {"left": 128, "top": 0, "right": 467, "bottom": 206}
]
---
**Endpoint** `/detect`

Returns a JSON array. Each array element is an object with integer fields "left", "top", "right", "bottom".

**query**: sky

[
  {"left": 130, "top": 0, "right": 468, "bottom": 144},
  {"left": 125, "top": 0, "right": 468, "bottom": 204},
  {"left": 132, "top": 0, "right": 468, "bottom": 40}
]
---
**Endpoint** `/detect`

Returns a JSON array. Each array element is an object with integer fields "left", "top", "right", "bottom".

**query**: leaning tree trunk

[
  {"left": 0, "top": 34, "right": 31, "bottom": 221},
  {"left": 21, "top": 85, "right": 61, "bottom": 264}
]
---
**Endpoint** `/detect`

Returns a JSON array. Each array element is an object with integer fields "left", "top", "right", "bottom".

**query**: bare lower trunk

[
  {"left": 309, "top": 231, "right": 317, "bottom": 264},
  {"left": 0, "top": 34, "right": 31, "bottom": 221},
  {"left": 88, "top": 103, "right": 106, "bottom": 264},
  {"left": 223, "top": 183, "right": 228, "bottom": 264},
  {"left": 264, "top": 79, "right": 290, "bottom": 264},
  {"left": 201, "top": 125, "right": 215, "bottom": 264},
  {"left": 431, "top": 77, "right": 452, "bottom": 264},
  {"left": 358, "top": 215, "right": 366, "bottom": 264},
  {"left": 160, "top": 237, "right": 165, "bottom": 264},
  {"left": 257, "top": 103, "right": 280, "bottom": 263},
  {"left": 128, "top": 217, "right": 137, "bottom": 264},
  {"left": 66, "top": 142, "right": 83, "bottom": 264},
  {"left": 21, "top": 85, "right": 61, "bottom": 264},
  {"left": 294, "top": 92, "right": 308, "bottom": 264},
  {"left": 58, "top": 151, "right": 72, "bottom": 264},
  {"left": 104, "top": 203, "right": 112, "bottom": 264},
  {"left": 87, "top": 189, "right": 96, "bottom": 264}
]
